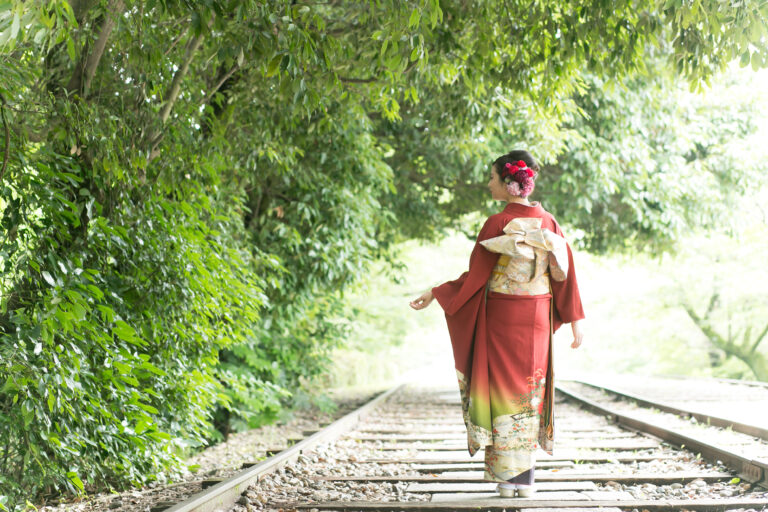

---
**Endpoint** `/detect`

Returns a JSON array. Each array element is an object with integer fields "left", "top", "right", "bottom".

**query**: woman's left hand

[{"left": 570, "top": 319, "right": 584, "bottom": 349}]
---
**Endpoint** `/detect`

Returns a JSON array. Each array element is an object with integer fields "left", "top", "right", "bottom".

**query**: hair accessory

[
  {"left": 499, "top": 158, "right": 536, "bottom": 198},
  {"left": 502, "top": 160, "right": 534, "bottom": 182}
]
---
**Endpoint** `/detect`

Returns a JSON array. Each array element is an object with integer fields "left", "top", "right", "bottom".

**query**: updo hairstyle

[{"left": 492, "top": 150, "right": 540, "bottom": 198}]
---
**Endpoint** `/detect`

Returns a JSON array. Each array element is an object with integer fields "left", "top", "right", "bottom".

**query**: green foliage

[
  {"left": 0, "top": 0, "right": 767, "bottom": 508},
  {"left": 0, "top": 143, "right": 263, "bottom": 498},
  {"left": 537, "top": 62, "right": 764, "bottom": 253}
]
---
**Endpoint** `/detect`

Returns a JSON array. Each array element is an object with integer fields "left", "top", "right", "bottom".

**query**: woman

[{"left": 409, "top": 150, "right": 585, "bottom": 498}]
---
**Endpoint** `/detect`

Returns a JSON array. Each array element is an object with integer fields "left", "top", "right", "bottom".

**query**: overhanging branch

[
  {"left": 0, "top": 92, "right": 9, "bottom": 184},
  {"left": 146, "top": 15, "right": 215, "bottom": 164},
  {"left": 66, "top": 0, "right": 126, "bottom": 96}
]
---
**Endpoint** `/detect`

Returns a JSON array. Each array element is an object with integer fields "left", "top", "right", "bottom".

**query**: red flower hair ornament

[
  {"left": 500, "top": 159, "right": 536, "bottom": 198},
  {"left": 502, "top": 160, "right": 535, "bottom": 180}
]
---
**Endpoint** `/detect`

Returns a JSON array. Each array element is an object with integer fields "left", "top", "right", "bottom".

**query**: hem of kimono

[
  {"left": 482, "top": 443, "right": 538, "bottom": 483},
  {"left": 482, "top": 465, "right": 536, "bottom": 483}
]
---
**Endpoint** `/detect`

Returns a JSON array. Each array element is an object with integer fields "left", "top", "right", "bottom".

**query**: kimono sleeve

[
  {"left": 549, "top": 218, "right": 586, "bottom": 332},
  {"left": 431, "top": 216, "right": 501, "bottom": 316}
]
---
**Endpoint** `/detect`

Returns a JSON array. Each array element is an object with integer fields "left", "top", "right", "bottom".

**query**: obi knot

[{"left": 480, "top": 217, "right": 569, "bottom": 284}]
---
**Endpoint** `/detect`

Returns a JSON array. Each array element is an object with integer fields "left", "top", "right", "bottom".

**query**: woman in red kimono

[{"left": 409, "top": 149, "right": 585, "bottom": 498}]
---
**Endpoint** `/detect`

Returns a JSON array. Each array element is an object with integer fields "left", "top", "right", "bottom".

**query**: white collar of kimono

[{"left": 504, "top": 201, "right": 544, "bottom": 212}]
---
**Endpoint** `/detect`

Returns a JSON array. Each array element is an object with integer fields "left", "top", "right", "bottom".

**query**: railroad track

[
  {"left": 560, "top": 379, "right": 768, "bottom": 441},
  {"left": 664, "top": 375, "right": 768, "bottom": 390},
  {"left": 158, "top": 378, "right": 768, "bottom": 512}
]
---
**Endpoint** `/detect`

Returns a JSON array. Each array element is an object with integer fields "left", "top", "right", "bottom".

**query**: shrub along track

[{"left": 147, "top": 378, "right": 768, "bottom": 512}]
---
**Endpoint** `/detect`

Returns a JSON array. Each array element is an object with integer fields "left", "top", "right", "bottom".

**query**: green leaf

[
  {"left": 140, "top": 360, "right": 167, "bottom": 376},
  {"left": 135, "top": 418, "right": 149, "bottom": 434},
  {"left": 408, "top": 8, "right": 420, "bottom": 29},
  {"left": 65, "top": 34, "right": 75, "bottom": 61},
  {"left": 136, "top": 402, "right": 159, "bottom": 414},
  {"left": 97, "top": 305, "right": 115, "bottom": 323},
  {"left": 72, "top": 301, "right": 86, "bottom": 321},
  {"left": 1, "top": 378, "right": 17, "bottom": 393},
  {"left": 740, "top": 50, "right": 751, "bottom": 67},
  {"left": 10, "top": 9, "right": 19, "bottom": 39},
  {"left": 113, "top": 361, "right": 131, "bottom": 373},
  {"left": 120, "top": 374, "right": 140, "bottom": 386},
  {"left": 113, "top": 321, "right": 146, "bottom": 346},
  {"left": 86, "top": 284, "right": 104, "bottom": 300},
  {"left": 66, "top": 471, "right": 85, "bottom": 491},
  {"left": 34, "top": 27, "right": 47, "bottom": 43},
  {"left": 113, "top": 320, "right": 135, "bottom": 340},
  {"left": 430, "top": 4, "right": 440, "bottom": 26},
  {"left": 147, "top": 430, "right": 172, "bottom": 441},
  {"left": 41, "top": 271, "right": 56, "bottom": 286}
]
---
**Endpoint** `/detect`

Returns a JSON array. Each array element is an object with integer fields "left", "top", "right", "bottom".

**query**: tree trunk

[{"left": 683, "top": 295, "right": 768, "bottom": 381}]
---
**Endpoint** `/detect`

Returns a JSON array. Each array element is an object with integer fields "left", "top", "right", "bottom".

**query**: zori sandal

[
  {"left": 516, "top": 484, "right": 535, "bottom": 498},
  {"left": 496, "top": 482, "right": 517, "bottom": 498}
]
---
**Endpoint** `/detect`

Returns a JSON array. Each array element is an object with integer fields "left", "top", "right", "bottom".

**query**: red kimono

[{"left": 432, "top": 201, "right": 585, "bottom": 482}]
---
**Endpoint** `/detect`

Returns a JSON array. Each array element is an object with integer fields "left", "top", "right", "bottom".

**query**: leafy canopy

[{"left": 0, "top": 0, "right": 766, "bottom": 508}]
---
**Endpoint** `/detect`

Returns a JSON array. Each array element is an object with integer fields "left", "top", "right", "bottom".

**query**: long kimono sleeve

[
  {"left": 549, "top": 220, "right": 586, "bottom": 333},
  {"left": 431, "top": 217, "right": 502, "bottom": 379}
]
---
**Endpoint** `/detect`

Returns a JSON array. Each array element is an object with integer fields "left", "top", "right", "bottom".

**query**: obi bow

[{"left": 479, "top": 217, "right": 569, "bottom": 282}]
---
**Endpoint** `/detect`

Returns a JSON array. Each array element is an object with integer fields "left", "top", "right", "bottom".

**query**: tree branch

[
  {"left": 749, "top": 321, "right": 768, "bottom": 355},
  {"left": 158, "top": 29, "right": 207, "bottom": 125},
  {"left": 66, "top": 0, "right": 126, "bottom": 96},
  {"left": 164, "top": 23, "right": 191, "bottom": 57},
  {"left": 705, "top": 292, "right": 719, "bottom": 316},
  {"left": 201, "top": 63, "right": 241, "bottom": 107},
  {"left": 682, "top": 298, "right": 768, "bottom": 380},
  {"left": 0, "top": 92, "right": 9, "bottom": 185},
  {"left": 146, "top": 16, "right": 214, "bottom": 164},
  {"left": 682, "top": 302, "right": 736, "bottom": 355}
]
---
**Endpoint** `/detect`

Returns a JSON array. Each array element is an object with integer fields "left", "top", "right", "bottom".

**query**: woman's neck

[{"left": 506, "top": 197, "right": 530, "bottom": 205}]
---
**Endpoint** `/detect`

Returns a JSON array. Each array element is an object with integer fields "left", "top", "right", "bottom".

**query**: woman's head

[{"left": 488, "top": 150, "right": 540, "bottom": 201}]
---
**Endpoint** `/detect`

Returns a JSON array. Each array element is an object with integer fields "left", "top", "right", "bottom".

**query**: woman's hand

[
  {"left": 410, "top": 290, "right": 434, "bottom": 310},
  {"left": 570, "top": 319, "right": 584, "bottom": 349}
]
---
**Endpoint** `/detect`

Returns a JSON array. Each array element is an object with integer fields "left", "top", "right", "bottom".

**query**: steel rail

[
  {"left": 163, "top": 381, "right": 407, "bottom": 512},
  {"left": 663, "top": 374, "right": 768, "bottom": 389},
  {"left": 569, "top": 378, "right": 768, "bottom": 441},
  {"left": 556, "top": 384, "right": 768, "bottom": 489}
]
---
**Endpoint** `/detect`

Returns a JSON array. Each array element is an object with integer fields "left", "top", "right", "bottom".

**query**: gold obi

[{"left": 479, "top": 217, "right": 569, "bottom": 296}]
